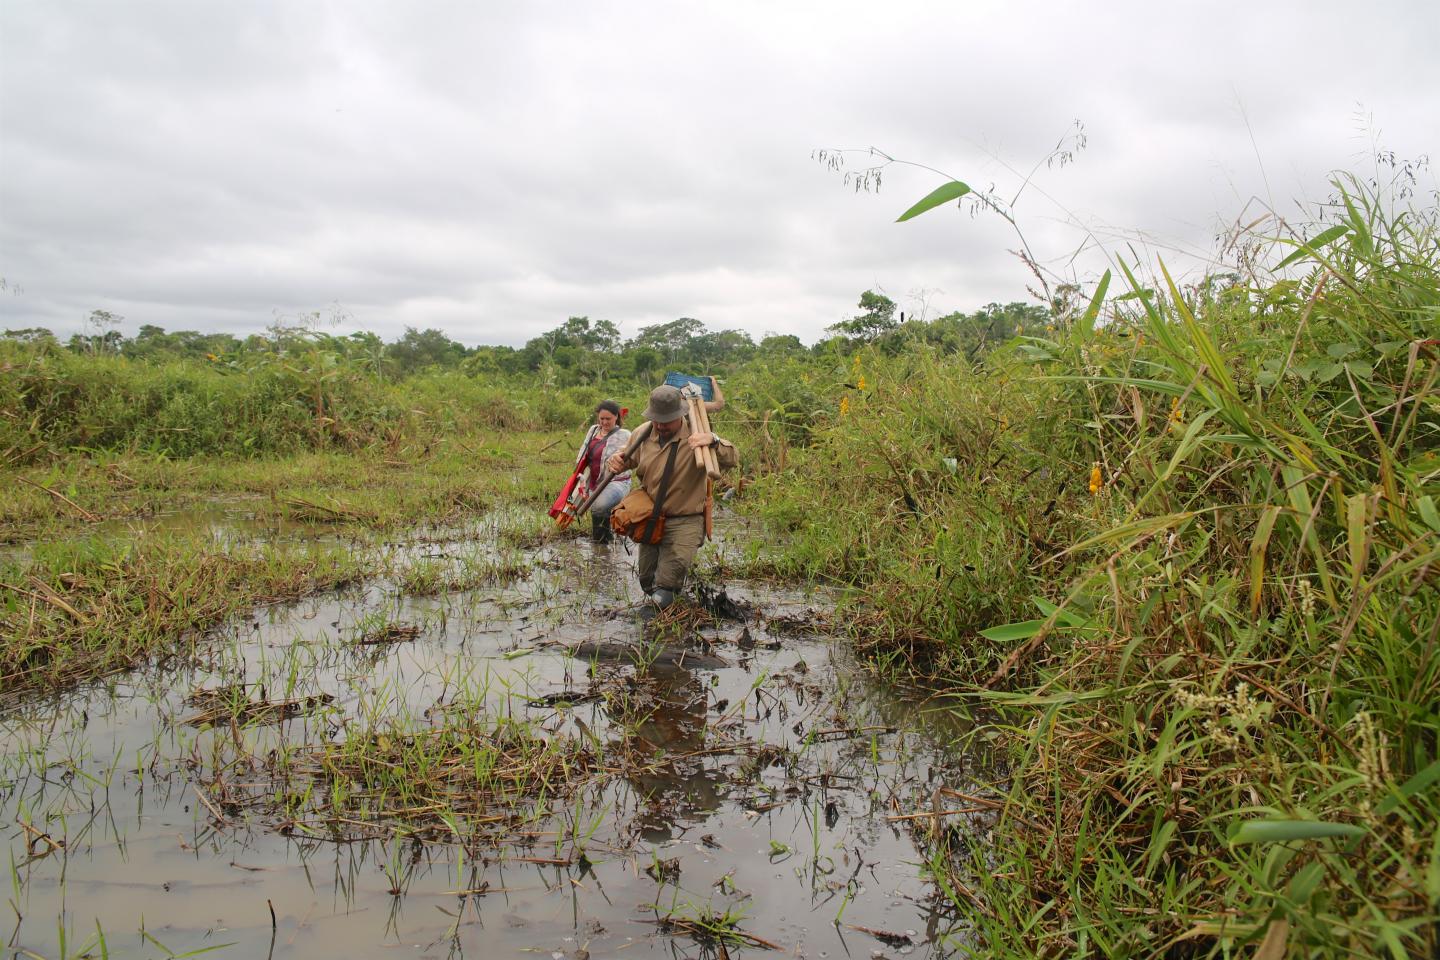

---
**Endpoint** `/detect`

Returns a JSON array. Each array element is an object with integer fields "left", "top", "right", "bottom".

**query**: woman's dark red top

[{"left": 584, "top": 432, "right": 608, "bottom": 481}]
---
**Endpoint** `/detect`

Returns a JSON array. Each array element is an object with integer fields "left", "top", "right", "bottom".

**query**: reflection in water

[
  {"left": 607, "top": 668, "right": 727, "bottom": 842},
  {"left": 2, "top": 516, "right": 987, "bottom": 958}
]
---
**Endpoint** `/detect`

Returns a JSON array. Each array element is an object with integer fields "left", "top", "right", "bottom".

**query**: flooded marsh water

[{"left": 3, "top": 512, "right": 989, "bottom": 958}]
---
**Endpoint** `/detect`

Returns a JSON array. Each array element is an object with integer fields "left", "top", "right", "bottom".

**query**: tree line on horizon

[{"left": 2, "top": 291, "right": 1051, "bottom": 383}]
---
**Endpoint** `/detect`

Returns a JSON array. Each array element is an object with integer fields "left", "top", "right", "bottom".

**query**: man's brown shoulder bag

[{"left": 610, "top": 441, "right": 679, "bottom": 545}]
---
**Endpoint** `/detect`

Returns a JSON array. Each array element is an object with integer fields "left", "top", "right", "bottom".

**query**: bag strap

[
  {"left": 616, "top": 421, "right": 652, "bottom": 461},
  {"left": 575, "top": 423, "right": 599, "bottom": 470},
  {"left": 641, "top": 440, "right": 680, "bottom": 543}
]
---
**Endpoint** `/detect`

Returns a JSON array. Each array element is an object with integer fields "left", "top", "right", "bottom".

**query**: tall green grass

[
  {"left": 741, "top": 178, "right": 1439, "bottom": 957},
  {"left": 0, "top": 342, "right": 604, "bottom": 459}
]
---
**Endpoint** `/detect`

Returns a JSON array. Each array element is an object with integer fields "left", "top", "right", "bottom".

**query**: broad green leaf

[
  {"left": 1347, "top": 492, "right": 1370, "bottom": 590},
  {"left": 1375, "top": 758, "right": 1440, "bottom": 815},
  {"left": 1250, "top": 505, "right": 1282, "bottom": 616},
  {"left": 1343, "top": 193, "right": 1373, "bottom": 256},
  {"left": 1281, "top": 464, "right": 1336, "bottom": 605},
  {"left": 1076, "top": 270, "right": 1111, "bottom": 338},
  {"left": 1344, "top": 359, "right": 1373, "bottom": 379},
  {"left": 1157, "top": 408, "right": 1217, "bottom": 487},
  {"left": 1162, "top": 260, "right": 1240, "bottom": 408},
  {"left": 1276, "top": 224, "right": 1350, "bottom": 269},
  {"left": 896, "top": 180, "right": 971, "bottom": 222},
  {"left": 1031, "top": 598, "right": 1089, "bottom": 628},
  {"left": 1228, "top": 819, "right": 1365, "bottom": 844},
  {"left": 1120, "top": 261, "right": 1183, "bottom": 361},
  {"left": 1288, "top": 862, "right": 1326, "bottom": 903},
  {"left": 1062, "top": 511, "right": 1202, "bottom": 557},
  {"left": 980, "top": 618, "right": 1046, "bottom": 642},
  {"left": 1418, "top": 495, "right": 1440, "bottom": 533},
  {"left": 1145, "top": 818, "right": 1178, "bottom": 878},
  {"left": 1053, "top": 374, "right": 1188, "bottom": 397}
]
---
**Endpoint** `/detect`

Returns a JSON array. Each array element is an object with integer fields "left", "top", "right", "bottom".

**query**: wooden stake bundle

[{"left": 686, "top": 393, "right": 721, "bottom": 479}]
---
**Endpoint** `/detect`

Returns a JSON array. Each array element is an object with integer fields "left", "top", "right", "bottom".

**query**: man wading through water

[{"left": 607, "top": 384, "right": 737, "bottom": 617}]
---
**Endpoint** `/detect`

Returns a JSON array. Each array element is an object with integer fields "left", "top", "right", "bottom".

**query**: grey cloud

[{"left": 2, "top": 0, "right": 1436, "bottom": 347}]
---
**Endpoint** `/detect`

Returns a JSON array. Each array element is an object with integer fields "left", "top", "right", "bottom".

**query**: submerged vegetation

[
  {"left": 1, "top": 535, "right": 368, "bottom": 695},
  {"left": 1, "top": 168, "right": 1436, "bottom": 957}
]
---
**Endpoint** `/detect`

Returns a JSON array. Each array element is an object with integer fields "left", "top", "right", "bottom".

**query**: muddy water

[{"left": 2, "top": 513, "right": 987, "bottom": 958}]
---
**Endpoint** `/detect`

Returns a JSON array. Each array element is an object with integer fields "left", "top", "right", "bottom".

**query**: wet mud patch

[{"left": 3, "top": 511, "right": 986, "bottom": 958}]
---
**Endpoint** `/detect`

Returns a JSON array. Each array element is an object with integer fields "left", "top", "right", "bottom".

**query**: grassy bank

[
  {"left": 0, "top": 427, "right": 576, "bottom": 694},
  {"left": 0, "top": 339, "right": 602, "bottom": 460},
  {"left": 0, "top": 428, "right": 570, "bottom": 543},
  {"left": 740, "top": 182, "right": 1439, "bottom": 956},
  {"left": 1, "top": 535, "right": 370, "bottom": 694}
]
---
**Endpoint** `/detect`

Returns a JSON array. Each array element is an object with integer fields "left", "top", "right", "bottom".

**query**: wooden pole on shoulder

[
  {"left": 697, "top": 403, "right": 719, "bottom": 475},
  {"left": 686, "top": 394, "right": 721, "bottom": 479}
]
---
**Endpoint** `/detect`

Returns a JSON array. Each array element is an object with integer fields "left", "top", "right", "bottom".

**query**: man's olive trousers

[{"left": 637, "top": 514, "right": 705, "bottom": 594}]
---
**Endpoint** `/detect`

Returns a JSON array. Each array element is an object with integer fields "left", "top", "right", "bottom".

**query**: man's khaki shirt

[{"left": 614, "top": 418, "right": 737, "bottom": 517}]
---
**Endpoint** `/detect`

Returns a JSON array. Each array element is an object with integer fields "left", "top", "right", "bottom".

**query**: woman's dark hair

[{"left": 595, "top": 400, "right": 623, "bottom": 425}]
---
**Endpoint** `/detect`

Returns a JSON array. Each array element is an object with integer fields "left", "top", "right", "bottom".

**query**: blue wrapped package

[{"left": 663, "top": 372, "right": 713, "bottom": 401}]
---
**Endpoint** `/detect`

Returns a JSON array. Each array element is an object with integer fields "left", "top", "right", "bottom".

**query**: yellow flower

[
  {"left": 856, "top": 375, "right": 867, "bottom": 391},
  {"left": 206, "top": 353, "right": 219, "bottom": 361},
  {"left": 839, "top": 395, "right": 850, "bottom": 417},
  {"left": 1089, "top": 463, "right": 1102, "bottom": 495},
  {"left": 1168, "top": 397, "right": 1184, "bottom": 433}
]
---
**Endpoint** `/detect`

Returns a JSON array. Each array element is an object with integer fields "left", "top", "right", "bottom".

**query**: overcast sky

[{"left": 1, "top": 1, "right": 1436, "bottom": 348}]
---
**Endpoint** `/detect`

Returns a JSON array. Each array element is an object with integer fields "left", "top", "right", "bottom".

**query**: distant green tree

[
  {"left": 492, "top": 345, "right": 526, "bottom": 376},
  {"left": 385, "top": 327, "right": 468, "bottom": 374},
  {"left": 827, "top": 291, "right": 897, "bottom": 343},
  {"left": 689, "top": 329, "right": 756, "bottom": 367},
  {"left": 629, "top": 317, "right": 707, "bottom": 361},
  {"left": 68, "top": 309, "right": 126, "bottom": 355},
  {"left": 521, "top": 316, "right": 622, "bottom": 375},
  {"left": 758, "top": 334, "right": 805, "bottom": 355},
  {"left": 627, "top": 346, "right": 665, "bottom": 383},
  {"left": 583, "top": 318, "right": 622, "bottom": 353},
  {"left": 551, "top": 316, "right": 621, "bottom": 353},
  {"left": 125, "top": 324, "right": 241, "bottom": 360},
  {"left": 340, "top": 331, "right": 387, "bottom": 377},
  {"left": 882, "top": 301, "right": 1049, "bottom": 359},
  {"left": 2, "top": 327, "right": 58, "bottom": 345},
  {"left": 241, "top": 333, "right": 272, "bottom": 353}
]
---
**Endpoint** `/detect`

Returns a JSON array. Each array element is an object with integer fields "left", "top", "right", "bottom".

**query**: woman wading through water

[{"left": 574, "top": 401, "right": 632, "bottom": 543}]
